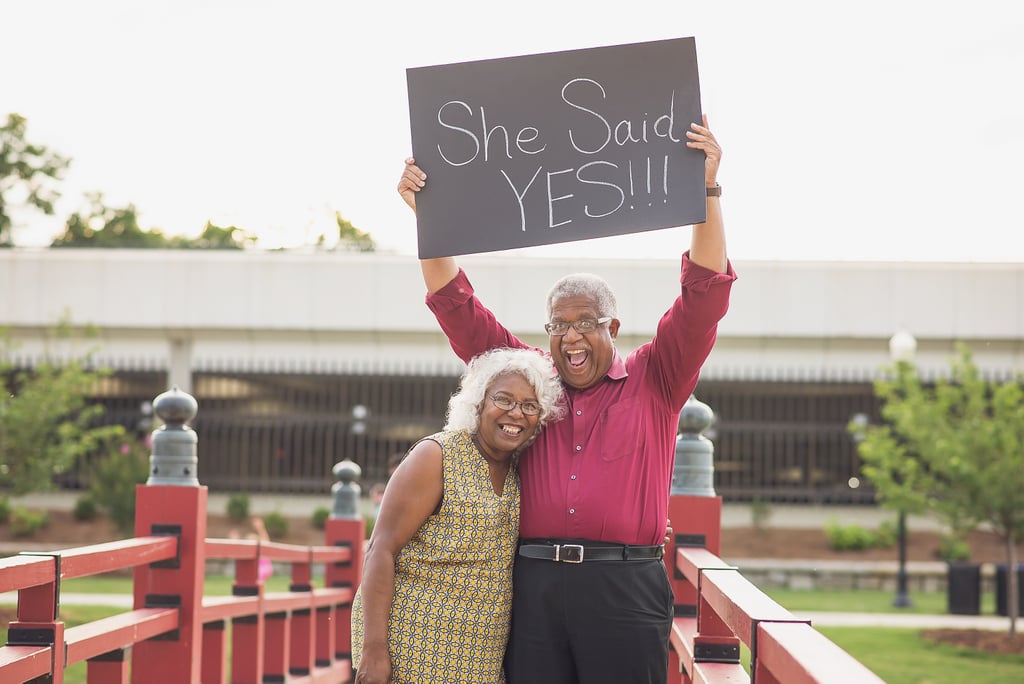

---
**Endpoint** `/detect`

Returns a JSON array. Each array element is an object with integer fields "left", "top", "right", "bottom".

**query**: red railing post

[
  {"left": 324, "top": 459, "right": 365, "bottom": 668},
  {"left": 288, "top": 551, "right": 315, "bottom": 677},
  {"left": 7, "top": 556, "right": 65, "bottom": 684},
  {"left": 666, "top": 396, "right": 728, "bottom": 681},
  {"left": 130, "top": 388, "right": 207, "bottom": 684},
  {"left": 231, "top": 552, "right": 264, "bottom": 683},
  {"left": 200, "top": 622, "right": 227, "bottom": 684},
  {"left": 87, "top": 648, "right": 130, "bottom": 683}
]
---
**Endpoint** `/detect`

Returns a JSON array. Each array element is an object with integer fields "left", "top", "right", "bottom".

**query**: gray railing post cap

[
  {"left": 147, "top": 387, "right": 200, "bottom": 486},
  {"left": 332, "top": 459, "right": 362, "bottom": 483},
  {"left": 673, "top": 394, "right": 717, "bottom": 497},
  {"left": 330, "top": 459, "right": 362, "bottom": 519},
  {"left": 678, "top": 394, "right": 714, "bottom": 435}
]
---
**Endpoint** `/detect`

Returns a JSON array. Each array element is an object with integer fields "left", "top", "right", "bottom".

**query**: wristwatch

[{"left": 706, "top": 184, "right": 722, "bottom": 197}]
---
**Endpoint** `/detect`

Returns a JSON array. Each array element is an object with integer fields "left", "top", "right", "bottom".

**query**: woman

[{"left": 352, "top": 347, "right": 565, "bottom": 684}]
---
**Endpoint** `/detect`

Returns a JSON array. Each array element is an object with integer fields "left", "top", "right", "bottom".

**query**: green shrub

[
  {"left": 10, "top": 507, "right": 49, "bottom": 537},
  {"left": 750, "top": 497, "right": 773, "bottom": 530},
  {"left": 73, "top": 495, "right": 98, "bottom": 521},
  {"left": 311, "top": 506, "right": 330, "bottom": 530},
  {"left": 937, "top": 534, "right": 971, "bottom": 562},
  {"left": 90, "top": 441, "right": 150, "bottom": 535},
  {"left": 0, "top": 497, "right": 11, "bottom": 524},
  {"left": 226, "top": 493, "right": 251, "bottom": 524},
  {"left": 824, "top": 519, "right": 897, "bottom": 551},
  {"left": 263, "top": 511, "right": 288, "bottom": 540}
]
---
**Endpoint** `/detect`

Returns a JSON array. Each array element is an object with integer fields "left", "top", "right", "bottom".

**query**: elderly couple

[{"left": 351, "top": 117, "right": 735, "bottom": 684}]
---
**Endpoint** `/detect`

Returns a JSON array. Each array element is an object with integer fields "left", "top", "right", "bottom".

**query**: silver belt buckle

[{"left": 554, "top": 544, "right": 584, "bottom": 563}]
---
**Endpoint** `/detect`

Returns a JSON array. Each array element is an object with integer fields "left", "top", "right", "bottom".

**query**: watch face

[{"left": 706, "top": 185, "right": 722, "bottom": 197}]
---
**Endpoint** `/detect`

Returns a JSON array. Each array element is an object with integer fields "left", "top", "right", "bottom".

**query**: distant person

[
  {"left": 368, "top": 482, "right": 386, "bottom": 520},
  {"left": 351, "top": 347, "right": 565, "bottom": 684},
  {"left": 397, "top": 115, "right": 734, "bottom": 682}
]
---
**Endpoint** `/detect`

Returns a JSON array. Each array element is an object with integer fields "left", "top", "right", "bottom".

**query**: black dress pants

[{"left": 505, "top": 552, "right": 673, "bottom": 684}]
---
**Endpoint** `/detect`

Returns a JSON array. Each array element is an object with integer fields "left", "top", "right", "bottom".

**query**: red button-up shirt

[{"left": 426, "top": 254, "right": 735, "bottom": 545}]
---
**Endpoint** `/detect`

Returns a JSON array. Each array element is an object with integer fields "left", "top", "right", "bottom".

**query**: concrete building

[{"left": 4, "top": 249, "right": 1023, "bottom": 497}]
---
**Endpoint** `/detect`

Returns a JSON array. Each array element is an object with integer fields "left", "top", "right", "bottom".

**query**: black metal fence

[{"left": 52, "top": 364, "right": 883, "bottom": 503}]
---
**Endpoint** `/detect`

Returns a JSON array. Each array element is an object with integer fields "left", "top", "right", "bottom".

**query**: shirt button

[
  {"left": 569, "top": 508, "right": 575, "bottom": 514},
  {"left": 570, "top": 475, "right": 577, "bottom": 480},
  {"left": 576, "top": 410, "right": 582, "bottom": 416},
  {"left": 575, "top": 445, "right": 582, "bottom": 451}
]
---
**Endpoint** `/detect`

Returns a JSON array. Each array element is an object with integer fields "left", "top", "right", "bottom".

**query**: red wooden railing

[
  {"left": 0, "top": 389, "right": 883, "bottom": 683},
  {"left": 0, "top": 484, "right": 364, "bottom": 684}
]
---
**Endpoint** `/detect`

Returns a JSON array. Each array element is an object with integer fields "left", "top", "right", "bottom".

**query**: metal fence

[{"left": 63, "top": 366, "right": 880, "bottom": 502}]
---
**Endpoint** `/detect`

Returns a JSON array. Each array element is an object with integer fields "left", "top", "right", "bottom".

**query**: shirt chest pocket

[{"left": 598, "top": 398, "right": 643, "bottom": 462}]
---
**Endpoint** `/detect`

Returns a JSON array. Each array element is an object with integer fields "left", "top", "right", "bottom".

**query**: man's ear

[{"left": 608, "top": 318, "right": 621, "bottom": 339}]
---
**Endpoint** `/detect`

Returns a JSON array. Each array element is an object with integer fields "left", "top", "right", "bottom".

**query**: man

[{"left": 398, "top": 116, "right": 734, "bottom": 683}]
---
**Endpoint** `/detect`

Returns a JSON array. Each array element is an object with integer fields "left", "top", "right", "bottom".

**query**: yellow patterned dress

[{"left": 351, "top": 430, "right": 520, "bottom": 684}]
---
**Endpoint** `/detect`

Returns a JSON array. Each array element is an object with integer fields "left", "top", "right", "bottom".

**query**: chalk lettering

[
  {"left": 436, "top": 100, "right": 479, "bottom": 167},
  {"left": 562, "top": 78, "right": 611, "bottom": 155},
  {"left": 577, "top": 161, "right": 625, "bottom": 218},
  {"left": 500, "top": 166, "right": 544, "bottom": 232},
  {"left": 436, "top": 101, "right": 548, "bottom": 167},
  {"left": 547, "top": 168, "right": 575, "bottom": 228}
]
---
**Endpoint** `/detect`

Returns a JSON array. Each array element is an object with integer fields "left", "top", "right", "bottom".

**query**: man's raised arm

[{"left": 685, "top": 116, "right": 728, "bottom": 274}]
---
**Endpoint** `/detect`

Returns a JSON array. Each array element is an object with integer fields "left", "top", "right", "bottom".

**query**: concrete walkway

[{"left": 0, "top": 592, "right": 1017, "bottom": 632}]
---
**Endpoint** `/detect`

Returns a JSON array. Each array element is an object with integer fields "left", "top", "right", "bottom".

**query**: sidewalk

[{"left": 0, "top": 592, "right": 1017, "bottom": 632}]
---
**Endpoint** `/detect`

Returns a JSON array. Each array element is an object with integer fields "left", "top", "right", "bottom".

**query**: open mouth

[
  {"left": 500, "top": 424, "right": 524, "bottom": 436},
  {"left": 566, "top": 349, "right": 589, "bottom": 369}
]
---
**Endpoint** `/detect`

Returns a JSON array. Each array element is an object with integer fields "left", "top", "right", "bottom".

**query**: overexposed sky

[{"left": 4, "top": 0, "right": 1023, "bottom": 261}]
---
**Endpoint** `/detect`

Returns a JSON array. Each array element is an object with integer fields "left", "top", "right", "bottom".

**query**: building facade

[{"left": 5, "top": 249, "right": 1023, "bottom": 499}]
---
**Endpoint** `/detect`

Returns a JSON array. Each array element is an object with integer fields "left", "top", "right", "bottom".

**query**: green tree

[
  {"left": 0, "top": 113, "right": 71, "bottom": 246},
  {"left": 850, "top": 345, "right": 1024, "bottom": 637},
  {"left": 168, "top": 220, "right": 254, "bottom": 250},
  {"left": 52, "top": 193, "right": 256, "bottom": 249},
  {"left": 332, "top": 212, "right": 375, "bottom": 252},
  {"left": 0, "top": 320, "right": 124, "bottom": 496}
]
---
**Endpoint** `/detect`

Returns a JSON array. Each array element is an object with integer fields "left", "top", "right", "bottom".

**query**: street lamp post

[{"left": 888, "top": 330, "right": 917, "bottom": 609}]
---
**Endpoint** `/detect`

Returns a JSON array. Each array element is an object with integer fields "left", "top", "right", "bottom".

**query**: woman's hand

[{"left": 354, "top": 645, "right": 392, "bottom": 684}]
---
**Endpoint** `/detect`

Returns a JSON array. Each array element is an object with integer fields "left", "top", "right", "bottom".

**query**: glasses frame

[
  {"left": 543, "top": 316, "right": 613, "bottom": 336},
  {"left": 488, "top": 394, "right": 542, "bottom": 416}
]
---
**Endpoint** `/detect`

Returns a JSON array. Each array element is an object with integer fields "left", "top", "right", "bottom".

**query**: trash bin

[
  {"left": 995, "top": 563, "right": 1024, "bottom": 616},
  {"left": 946, "top": 562, "right": 981, "bottom": 615}
]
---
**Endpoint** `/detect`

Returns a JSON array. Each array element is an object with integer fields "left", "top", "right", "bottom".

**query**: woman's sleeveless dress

[{"left": 351, "top": 430, "right": 520, "bottom": 683}]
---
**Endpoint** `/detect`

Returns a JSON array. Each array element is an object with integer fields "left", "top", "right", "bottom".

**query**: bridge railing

[{"left": 0, "top": 388, "right": 884, "bottom": 683}]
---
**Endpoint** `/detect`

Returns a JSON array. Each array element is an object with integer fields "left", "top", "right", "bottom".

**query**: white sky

[{"left": 4, "top": 0, "right": 1023, "bottom": 262}]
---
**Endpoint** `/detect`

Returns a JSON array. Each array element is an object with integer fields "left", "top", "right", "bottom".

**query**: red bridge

[{"left": 0, "top": 389, "right": 882, "bottom": 683}]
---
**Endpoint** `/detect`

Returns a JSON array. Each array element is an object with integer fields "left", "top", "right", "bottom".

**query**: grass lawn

[{"left": 821, "top": 626, "right": 1024, "bottom": 684}]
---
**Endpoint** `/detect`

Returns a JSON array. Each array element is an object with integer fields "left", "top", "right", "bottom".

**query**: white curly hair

[{"left": 444, "top": 347, "right": 565, "bottom": 443}]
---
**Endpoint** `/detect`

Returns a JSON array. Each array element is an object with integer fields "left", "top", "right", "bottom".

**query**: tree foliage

[
  {"left": 0, "top": 112, "right": 71, "bottom": 246},
  {"left": 850, "top": 344, "right": 1024, "bottom": 635},
  {"left": 51, "top": 193, "right": 254, "bottom": 249},
  {"left": 0, "top": 321, "right": 124, "bottom": 496},
  {"left": 331, "top": 212, "right": 376, "bottom": 252}
]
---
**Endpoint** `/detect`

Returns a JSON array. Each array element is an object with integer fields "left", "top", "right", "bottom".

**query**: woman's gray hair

[
  {"left": 444, "top": 348, "right": 566, "bottom": 439},
  {"left": 546, "top": 273, "right": 618, "bottom": 319}
]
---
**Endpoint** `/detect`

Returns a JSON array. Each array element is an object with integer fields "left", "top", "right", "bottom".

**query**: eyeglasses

[
  {"left": 489, "top": 394, "right": 542, "bottom": 416},
  {"left": 543, "top": 317, "right": 612, "bottom": 336}
]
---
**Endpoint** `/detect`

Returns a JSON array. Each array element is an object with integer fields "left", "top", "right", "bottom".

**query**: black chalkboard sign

[{"left": 406, "top": 37, "right": 705, "bottom": 259}]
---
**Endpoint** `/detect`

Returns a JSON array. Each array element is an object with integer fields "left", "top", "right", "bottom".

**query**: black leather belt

[{"left": 518, "top": 542, "right": 664, "bottom": 563}]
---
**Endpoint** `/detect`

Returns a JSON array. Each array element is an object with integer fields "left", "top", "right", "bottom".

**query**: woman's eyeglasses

[{"left": 489, "top": 395, "right": 542, "bottom": 416}]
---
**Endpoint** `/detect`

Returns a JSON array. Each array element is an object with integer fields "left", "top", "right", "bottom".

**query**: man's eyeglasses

[
  {"left": 489, "top": 395, "right": 542, "bottom": 416},
  {"left": 544, "top": 317, "right": 612, "bottom": 336}
]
